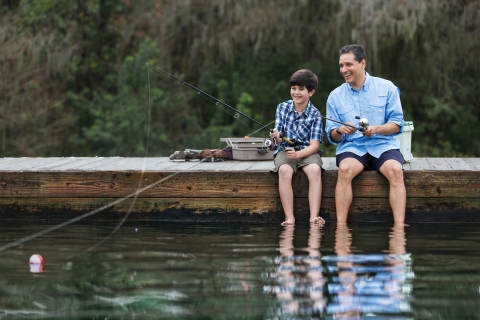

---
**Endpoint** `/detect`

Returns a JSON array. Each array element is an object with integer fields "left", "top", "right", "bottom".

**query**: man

[{"left": 326, "top": 44, "right": 406, "bottom": 224}]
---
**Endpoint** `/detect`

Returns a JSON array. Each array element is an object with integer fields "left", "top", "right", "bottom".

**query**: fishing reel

[
  {"left": 265, "top": 133, "right": 300, "bottom": 151},
  {"left": 356, "top": 116, "right": 369, "bottom": 132}
]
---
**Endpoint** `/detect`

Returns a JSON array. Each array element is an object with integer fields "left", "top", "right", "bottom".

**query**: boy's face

[{"left": 290, "top": 85, "right": 314, "bottom": 107}]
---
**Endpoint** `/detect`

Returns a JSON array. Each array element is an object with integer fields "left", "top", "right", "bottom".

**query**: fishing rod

[
  {"left": 146, "top": 64, "right": 300, "bottom": 148},
  {"left": 320, "top": 115, "right": 370, "bottom": 132},
  {"left": 147, "top": 64, "right": 272, "bottom": 132},
  {"left": 148, "top": 64, "right": 369, "bottom": 147}
]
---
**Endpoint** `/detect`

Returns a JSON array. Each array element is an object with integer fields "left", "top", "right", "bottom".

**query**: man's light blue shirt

[
  {"left": 274, "top": 100, "right": 323, "bottom": 155},
  {"left": 325, "top": 72, "right": 404, "bottom": 158}
]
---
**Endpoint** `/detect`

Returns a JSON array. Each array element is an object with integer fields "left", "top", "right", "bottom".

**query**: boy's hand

[
  {"left": 285, "top": 147, "right": 297, "bottom": 159},
  {"left": 269, "top": 129, "right": 279, "bottom": 139}
]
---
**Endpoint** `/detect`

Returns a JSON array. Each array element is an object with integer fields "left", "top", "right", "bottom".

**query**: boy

[{"left": 270, "top": 69, "right": 324, "bottom": 226}]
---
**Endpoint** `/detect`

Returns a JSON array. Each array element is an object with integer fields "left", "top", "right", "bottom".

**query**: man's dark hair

[
  {"left": 289, "top": 69, "right": 318, "bottom": 92},
  {"left": 339, "top": 44, "right": 367, "bottom": 63}
]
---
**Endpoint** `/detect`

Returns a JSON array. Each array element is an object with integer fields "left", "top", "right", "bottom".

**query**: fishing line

[
  {"left": 0, "top": 65, "right": 192, "bottom": 254},
  {"left": 0, "top": 171, "right": 182, "bottom": 253},
  {"left": 146, "top": 64, "right": 270, "bottom": 135},
  {"left": 246, "top": 120, "right": 275, "bottom": 137}
]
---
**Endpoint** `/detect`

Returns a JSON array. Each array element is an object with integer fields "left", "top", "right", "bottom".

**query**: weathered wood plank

[
  {"left": 1, "top": 196, "right": 479, "bottom": 222},
  {"left": 408, "top": 158, "right": 432, "bottom": 170},
  {"left": 463, "top": 158, "right": 480, "bottom": 170},
  {"left": 443, "top": 158, "right": 477, "bottom": 171},
  {"left": 5, "top": 157, "right": 479, "bottom": 172},
  {"left": 322, "top": 158, "right": 338, "bottom": 171},
  {"left": 0, "top": 158, "right": 56, "bottom": 171},
  {"left": 0, "top": 170, "right": 479, "bottom": 198},
  {"left": 426, "top": 158, "right": 451, "bottom": 170}
]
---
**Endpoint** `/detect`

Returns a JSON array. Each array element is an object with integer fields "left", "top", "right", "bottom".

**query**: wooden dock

[{"left": 0, "top": 157, "right": 479, "bottom": 223}]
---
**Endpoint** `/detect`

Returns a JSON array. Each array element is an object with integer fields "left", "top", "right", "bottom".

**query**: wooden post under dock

[{"left": 0, "top": 157, "right": 479, "bottom": 223}]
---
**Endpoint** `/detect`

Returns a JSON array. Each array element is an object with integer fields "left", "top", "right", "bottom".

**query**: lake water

[{"left": 1, "top": 220, "right": 480, "bottom": 319}]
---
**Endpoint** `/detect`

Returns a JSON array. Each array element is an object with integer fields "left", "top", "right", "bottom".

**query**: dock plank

[
  {"left": 426, "top": 158, "right": 451, "bottom": 170},
  {"left": 443, "top": 158, "right": 477, "bottom": 171},
  {"left": 408, "top": 158, "right": 432, "bottom": 170},
  {"left": 2, "top": 196, "right": 480, "bottom": 222},
  {"left": 0, "top": 158, "right": 55, "bottom": 171},
  {"left": 1, "top": 157, "right": 479, "bottom": 222},
  {"left": 463, "top": 158, "right": 480, "bottom": 170}
]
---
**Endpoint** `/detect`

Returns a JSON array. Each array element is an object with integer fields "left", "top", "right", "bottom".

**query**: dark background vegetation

[{"left": 1, "top": 0, "right": 479, "bottom": 157}]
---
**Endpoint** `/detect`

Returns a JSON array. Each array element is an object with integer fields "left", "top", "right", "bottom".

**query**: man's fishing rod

[
  {"left": 320, "top": 115, "right": 370, "bottom": 132},
  {"left": 148, "top": 64, "right": 369, "bottom": 145},
  {"left": 147, "top": 63, "right": 299, "bottom": 146}
]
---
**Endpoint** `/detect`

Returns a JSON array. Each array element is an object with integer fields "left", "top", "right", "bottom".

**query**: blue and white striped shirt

[{"left": 274, "top": 100, "right": 323, "bottom": 155}]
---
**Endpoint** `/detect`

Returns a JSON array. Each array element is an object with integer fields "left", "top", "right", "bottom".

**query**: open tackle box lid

[{"left": 220, "top": 137, "right": 268, "bottom": 149}]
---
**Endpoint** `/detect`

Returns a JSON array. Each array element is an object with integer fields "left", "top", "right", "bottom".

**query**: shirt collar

[
  {"left": 289, "top": 100, "right": 313, "bottom": 115},
  {"left": 348, "top": 71, "right": 371, "bottom": 93}
]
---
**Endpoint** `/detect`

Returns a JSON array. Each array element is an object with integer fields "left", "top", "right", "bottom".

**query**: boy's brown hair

[{"left": 289, "top": 69, "right": 318, "bottom": 93}]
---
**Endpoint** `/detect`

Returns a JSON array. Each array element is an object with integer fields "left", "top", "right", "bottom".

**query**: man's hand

[
  {"left": 337, "top": 122, "right": 356, "bottom": 135},
  {"left": 361, "top": 125, "right": 378, "bottom": 137}
]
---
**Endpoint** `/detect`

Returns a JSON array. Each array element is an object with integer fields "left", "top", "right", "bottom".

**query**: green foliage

[{"left": 1, "top": 0, "right": 479, "bottom": 157}]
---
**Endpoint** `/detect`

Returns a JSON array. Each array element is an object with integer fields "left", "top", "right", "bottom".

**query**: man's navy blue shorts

[{"left": 336, "top": 149, "right": 404, "bottom": 172}]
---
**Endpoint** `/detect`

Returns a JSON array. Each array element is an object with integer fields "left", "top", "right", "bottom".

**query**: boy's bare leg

[
  {"left": 335, "top": 158, "right": 364, "bottom": 223},
  {"left": 302, "top": 164, "right": 324, "bottom": 224},
  {"left": 278, "top": 164, "right": 295, "bottom": 225},
  {"left": 379, "top": 160, "right": 406, "bottom": 224}
]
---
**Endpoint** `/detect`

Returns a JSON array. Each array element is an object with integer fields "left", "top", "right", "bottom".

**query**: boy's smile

[{"left": 290, "top": 85, "right": 314, "bottom": 110}]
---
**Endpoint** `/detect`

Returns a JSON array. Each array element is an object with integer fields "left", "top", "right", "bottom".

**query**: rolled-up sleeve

[
  {"left": 385, "top": 86, "right": 404, "bottom": 136},
  {"left": 325, "top": 96, "right": 345, "bottom": 145}
]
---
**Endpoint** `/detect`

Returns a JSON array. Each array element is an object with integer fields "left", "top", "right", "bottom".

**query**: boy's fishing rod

[
  {"left": 147, "top": 63, "right": 299, "bottom": 146},
  {"left": 147, "top": 64, "right": 272, "bottom": 133}
]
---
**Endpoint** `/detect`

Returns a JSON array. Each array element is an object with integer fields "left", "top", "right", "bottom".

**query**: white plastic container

[{"left": 396, "top": 121, "right": 414, "bottom": 162}]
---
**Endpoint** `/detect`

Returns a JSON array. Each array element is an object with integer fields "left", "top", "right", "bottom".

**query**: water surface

[{"left": 1, "top": 220, "right": 479, "bottom": 319}]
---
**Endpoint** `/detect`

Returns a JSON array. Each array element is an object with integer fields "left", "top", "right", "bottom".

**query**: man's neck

[{"left": 351, "top": 72, "right": 366, "bottom": 91}]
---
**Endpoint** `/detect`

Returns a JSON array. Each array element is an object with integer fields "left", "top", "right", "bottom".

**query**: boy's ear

[{"left": 308, "top": 89, "right": 316, "bottom": 97}]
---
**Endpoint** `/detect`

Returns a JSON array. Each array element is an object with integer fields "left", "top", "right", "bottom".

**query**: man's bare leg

[
  {"left": 379, "top": 160, "right": 406, "bottom": 224},
  {"left": 278, "top": 164, "right": 295, "bottom": 225},
  {"left": 302, "top": 164, "right": 324, "bottom": 224},
  {"left": 335, "top": 158, "right": 364, "bottom": 223}
]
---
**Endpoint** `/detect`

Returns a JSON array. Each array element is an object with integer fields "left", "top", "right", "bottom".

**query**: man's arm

[
  {"left": 325, "top": 97, "right": 346, "bottom": 145},
  {"left": 361, "top": 122, "right": 401, "bottom": 137}
]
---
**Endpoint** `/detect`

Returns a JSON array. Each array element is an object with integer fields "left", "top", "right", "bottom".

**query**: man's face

[{"left": 339, "top": 52, "right": 366, "bottom": 89}]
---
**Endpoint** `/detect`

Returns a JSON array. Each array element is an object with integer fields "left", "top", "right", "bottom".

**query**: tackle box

[{"left": 220, "top": 137, "right": 273, "bottom": 161}]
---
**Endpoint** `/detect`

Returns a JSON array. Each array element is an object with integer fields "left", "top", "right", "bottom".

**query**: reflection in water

[
  {"left": 265, "top": 223, "right": 414, "bottom": 318},
  {"left": 266, "top": 225, "right": 326, "bottom": 315},
  {"left": 326, "top": 223, "right": 414, "bottom": 318}
]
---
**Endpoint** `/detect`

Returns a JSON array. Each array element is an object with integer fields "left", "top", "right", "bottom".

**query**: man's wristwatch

[{"left": 336, "top": 127, "right": 342, "bottom": 134}]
